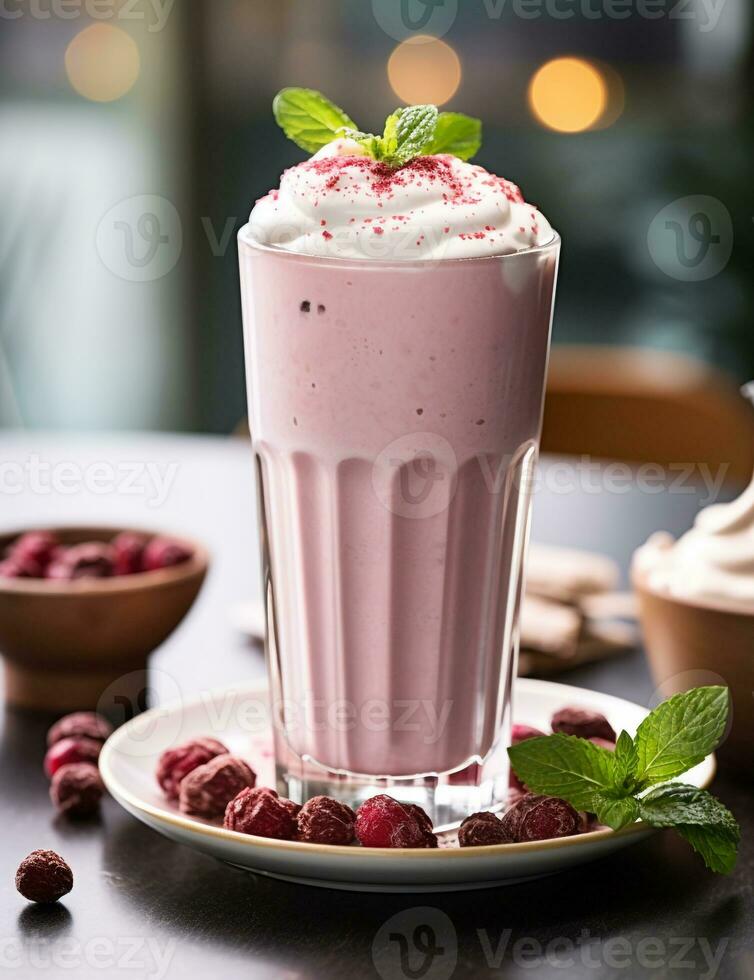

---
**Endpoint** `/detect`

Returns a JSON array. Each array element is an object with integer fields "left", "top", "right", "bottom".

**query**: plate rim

[{"left": 100, "top": 677, "right": 716, "bottom": 862}]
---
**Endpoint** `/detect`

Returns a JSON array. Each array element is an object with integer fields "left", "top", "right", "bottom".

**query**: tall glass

[{"left": 239, "top": 229, "right": 560, "bottom": 828}]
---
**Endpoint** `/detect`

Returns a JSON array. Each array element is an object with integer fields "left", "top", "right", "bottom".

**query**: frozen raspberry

[
  {"left": 511, "top": 724, "right": 546, "bottom": 743},
  {"left": 500, "top": 793, "right": 580, "bottom": 843},
  {"left": 551, "top": 706, "right": 616, "bottom": 742},
  {"left": 10, "top": 531, "right": 59, "bottom": 572},
  {"left": 47, "top": 711, "right": 113, "bottom": 747},
  {"left": 295, "top": 796, "right": 356, "bottom": 845},
  {"left": 509, "top": 723, "right": 546, "bottom": 790},
  {"left": 47, "top": 543, "right": 115, "bottom": 580},
  {"left": 179, "top": 755, "right": 256, "bottom": 818},
  {"left": 224, "top": 787, "right": 298, "bottom": 839},
  {"left": 458, "top": 811, "right": 513, "bottom": 847},
  {"left": 279, "top": 796, "right": 302, "bottom": 819},
  {"left": 589, "top": 737, "right": 616, "bottom": 751},
  {"left": 0, "top": 555, "right": 43, "bottom": 578},
  {"left": 44, "top": 736, "right": 101, "bottom": 778},
  {"left": 355, "top": 795, "right": 437, "bottom": 849},
  {"left": 15, "top": 850, "right": 73, "bottom": 904},
  {"left": 143, "top": 537, "right": 193, "bottom": 572},
  {"left": 112, "top": 532, "right": 147, "bottom": 575},
  {"left": 156, "top": 737, "right": 228, "bottom": 800},
  {"left": 50, "top": 763, "right": 104, "bottom": 817},
  {"left": 402, "top": 803, "right": 438, "bottom": 847}
]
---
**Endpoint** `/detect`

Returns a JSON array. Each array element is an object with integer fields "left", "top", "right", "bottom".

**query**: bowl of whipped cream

[{"left": 632, "top": 478, "right": 754, "bottom": 770}]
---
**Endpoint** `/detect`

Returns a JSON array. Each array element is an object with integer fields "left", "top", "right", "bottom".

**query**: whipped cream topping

[
  {"left": 633, "top": 478, "right": 754, "bottom": 606},
  {"left": 247, "top": 138, "right": 554, "bottom": 260}
]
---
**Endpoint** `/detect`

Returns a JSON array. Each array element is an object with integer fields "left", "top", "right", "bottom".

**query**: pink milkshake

[{"left": 239, "top": 123, "right": 559, "bottom": 824}]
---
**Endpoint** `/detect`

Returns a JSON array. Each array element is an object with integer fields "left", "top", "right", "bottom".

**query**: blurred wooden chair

[{"left": 541, "top": 346, "right": 754, "bottom": 485}]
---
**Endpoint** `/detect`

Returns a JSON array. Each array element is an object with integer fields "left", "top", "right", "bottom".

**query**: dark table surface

[{"left": 0, "top": 432, "right": 750, "bottom": 980}]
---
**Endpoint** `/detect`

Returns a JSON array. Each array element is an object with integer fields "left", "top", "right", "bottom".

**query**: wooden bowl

[
  {"left": 0, "top": 526, "right": 208, "bottom": 713},
  {"left": 633, "top": 567, "right": 754, "bottom": 772}
]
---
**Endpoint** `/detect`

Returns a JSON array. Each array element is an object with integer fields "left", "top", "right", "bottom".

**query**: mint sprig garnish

[
  {"left": 508, "top": 686, "right": 739, "bottom": 874},
  {"left": 272, "top": 88, "right": 481, "bottom": 167},
  {"left": 426, "top": 111, "right": 482, "bottom": 160},
  {"left": 273, "top": 88, "right": 357, "bottom": 154}
]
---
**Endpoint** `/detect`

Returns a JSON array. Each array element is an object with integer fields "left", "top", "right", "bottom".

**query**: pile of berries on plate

[
  {"left": 0, "top": 530, "right": 193, "bottom": 580},
  {"left": 155, "top": 704, "right": 616, "bottom": 849},
  {"left": 44, "top": 711, "right": 112, "bottom": 818}
]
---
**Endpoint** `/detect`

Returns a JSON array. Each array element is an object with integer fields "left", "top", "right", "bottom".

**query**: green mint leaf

[
  {"left": 340, "top": 129, "right": 384, "bottom": 159},
  {"left": 273, "top": 88, "right": 357, "bottom": 154},
  {"left": 638, "top": 784, "right": 740, "bottom": 836},
  {"left": 390, "top": 104, "right": 438, "bottom": 165},
  {"left": 633, "top": 686, "right": 729, "bottom": 787},
  {"left": 381, "top": 111, "right": 401, "bottom": 158},
  {"left": 611, "top": 730, "right": 639, "bottom": 792},
  {"left": 675, "top": 825, "right": 738, "bottom": 875},
  {"left": 508, "top": 734, "right": 615, "bottom": 811},
  {"left": 638, "top": 784, "right": 739, "bottom": 875},
  {"left": 426, "top": 111, "right": 482, "bottom": 160},
  {"left": 591, "top": 793, "right": 639, "bottom": 831}
]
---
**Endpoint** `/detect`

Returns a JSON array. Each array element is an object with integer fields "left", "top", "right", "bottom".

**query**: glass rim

[{"left": 237, "top": 223, "right": 560, "bottom": 271}]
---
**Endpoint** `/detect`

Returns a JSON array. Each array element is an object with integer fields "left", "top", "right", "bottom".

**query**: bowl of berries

[{"left": 0, "top": 527, "right": 208, "bottom": 712}]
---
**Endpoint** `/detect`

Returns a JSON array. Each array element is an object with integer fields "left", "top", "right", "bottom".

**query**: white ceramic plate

[{"left": 100, "top": 678, "right": 715, "bottom": 893}]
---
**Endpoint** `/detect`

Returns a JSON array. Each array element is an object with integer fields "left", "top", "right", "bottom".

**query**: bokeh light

[
  {"left": 65, "top": 25, "right": 140, "bottom": 103},
  {"left": 528, "top": 57, "right": 608, "bottom": 133},
  {"left": 387, "top": 36, "right": 461, "bottom": 106}
]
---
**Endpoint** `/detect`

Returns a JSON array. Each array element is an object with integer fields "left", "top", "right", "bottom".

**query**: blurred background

[{"left": 0, "top": 0, "right": 752, "bottom": 439}]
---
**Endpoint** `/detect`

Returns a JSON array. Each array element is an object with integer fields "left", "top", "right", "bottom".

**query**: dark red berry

[
  {"left": 279, "top": 796, "right": 302, "bottom": 819},
  {"left": 47, "top": 543, "right": 115, "bottom": 580},
  {"left": 156, "top": 737, "right": 228, "bottom": 800},
  {"left": 402, "top": 803, "right": 438, "bottom": 847},
  {"left": 179, "top": 755, "right": 256, "bottom": 818},
  {"left": 295, "top": 796, "right": 356, "bottom": 845},
  {"left": 143, "top": 537, "right": 192, "bottom": 572},
  {"left": 551, "top": 706, "right": 616, "bottom": 742},
  {"left": 112, "top": 532, "right": 148, "bottom": 575},
  {"left": 47, "top": 711, "right": 113, "bottom": 747},
  {"left": 15, "top": 850, "right": 73, "bottom": 904},
  {"left": 0, "top": 555, "right": 43, "bottom": 578},
  {"left": 50, "top": 763, "right": 104, "bottom": 817},
  {"left": 458, "top": 811, "right": 513, "bottom": 847},
  {"left": 509, "top": 723, "right": 547, "bottom": 790},
  {"left": 501, "top": 793, "right": 580, "bottom": 843},
  {"left": 355, "top": 795, "right": 437, "bottom": 849},
  {"left": 224, "top": 787, "right": 298, "bottom": 839},
  {"left": 44, "top": 736, "right": 101, "bottom": 778},
  {"left": 511, "top": 724, "right": 546, "bottom": 743},
  {"left": 10, "top": 531, "right": 59, "bottom": 571}
]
